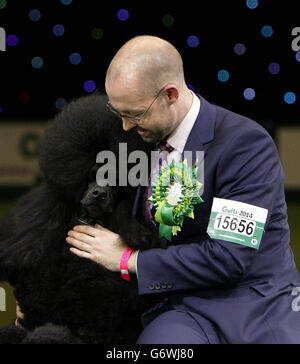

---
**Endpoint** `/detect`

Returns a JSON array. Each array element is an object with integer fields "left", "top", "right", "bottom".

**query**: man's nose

[{"left": 122, "top": 118, "right": 136, "bottom": 132}]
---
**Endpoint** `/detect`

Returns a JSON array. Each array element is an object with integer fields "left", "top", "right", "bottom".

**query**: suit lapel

[
  {"left": 132, "top": 184, "right": 144, "bottom": 218},
  {"left": 183, "top": 94, "right": 216, "bottom": 159}
]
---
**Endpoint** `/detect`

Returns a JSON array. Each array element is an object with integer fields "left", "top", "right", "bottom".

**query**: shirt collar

[{"left": 167, "top": 91, "right": 201, "bottom": 154}]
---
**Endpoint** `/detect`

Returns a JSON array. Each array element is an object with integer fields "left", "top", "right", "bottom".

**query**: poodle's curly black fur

[{"left": 0, "top": 93, "right": 163, "bottom": 344}]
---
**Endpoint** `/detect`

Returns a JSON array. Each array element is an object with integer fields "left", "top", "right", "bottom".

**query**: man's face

[{"left": 106, "top": 83, "right": 176, "bottom": 144}]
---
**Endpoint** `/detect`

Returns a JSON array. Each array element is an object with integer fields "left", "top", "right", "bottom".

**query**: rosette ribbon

[{"left": 149, "top": 159, "right": 204, "bottom": 241}]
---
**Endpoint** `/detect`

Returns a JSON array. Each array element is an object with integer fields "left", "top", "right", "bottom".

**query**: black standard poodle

[{"left": 0, "top": 93, "right": 163, "bottom": 344}]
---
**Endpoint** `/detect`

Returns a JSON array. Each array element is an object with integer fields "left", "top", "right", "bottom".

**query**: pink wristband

[{"left": 120, "top": 248, "right": 133, "bottom": 282}]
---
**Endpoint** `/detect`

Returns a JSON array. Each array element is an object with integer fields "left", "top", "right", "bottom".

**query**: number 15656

[{"left": 214, "top": 214, "right": 255, "bottom": 237}]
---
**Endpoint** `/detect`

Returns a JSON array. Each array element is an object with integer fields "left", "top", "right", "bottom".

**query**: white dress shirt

[{"left": 164, "top": 91, "right": 201, "bottom": 165}]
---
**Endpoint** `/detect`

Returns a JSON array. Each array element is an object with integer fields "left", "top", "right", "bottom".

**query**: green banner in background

[{"left": 0, "top": 121, "right": 46, "bottom": 191}]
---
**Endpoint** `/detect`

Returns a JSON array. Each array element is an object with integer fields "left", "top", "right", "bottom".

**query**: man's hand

[
  {"left": 15, "top": 302, "right": 24, "bottom": 328},
  {"left": 66, "top": 225, "right": 138, "bottom": 274}
]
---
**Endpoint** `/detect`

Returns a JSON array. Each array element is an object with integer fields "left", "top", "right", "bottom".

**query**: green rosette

[{"left": 149, "top": 159, "right": 204, "bottom": 241}]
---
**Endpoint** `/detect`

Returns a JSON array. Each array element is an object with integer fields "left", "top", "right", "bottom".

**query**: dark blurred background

[{"left": 0, "top": 0, "right": 299, "bottom": 325}]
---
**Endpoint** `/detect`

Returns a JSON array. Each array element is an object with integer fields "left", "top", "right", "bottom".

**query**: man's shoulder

[
  {"left": 215, "top": 104, "right": 266, "bottom": 134},
  {"left": 195, "top": 95, "right": 272, "bottom": 143},
  {"left": 189, "top": 95, "right": 275, "bottom": 155},
  {"left": 202, "top": 105, "right": 273, "bottom": 156}
]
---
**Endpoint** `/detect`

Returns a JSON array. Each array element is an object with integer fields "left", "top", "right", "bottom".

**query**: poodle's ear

[
  {"left": 39, "top": 93, "right": 114, "bottom": 195},
  {"left": 0, "top": 185, "right": 76, "bottom": 284}
]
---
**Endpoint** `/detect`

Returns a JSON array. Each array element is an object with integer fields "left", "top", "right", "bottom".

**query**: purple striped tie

[{"left": 144, "top": 141, "right": 174, "bottom": 228}]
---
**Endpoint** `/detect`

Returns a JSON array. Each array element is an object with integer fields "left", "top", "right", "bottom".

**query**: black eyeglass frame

[{"left": 106, "top": 86, "right": 166, "bottom": 125}]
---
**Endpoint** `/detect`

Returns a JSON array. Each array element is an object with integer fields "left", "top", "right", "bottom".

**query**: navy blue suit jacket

[{"left": 134, "top": 95, "right": 300, "bottom": 344}]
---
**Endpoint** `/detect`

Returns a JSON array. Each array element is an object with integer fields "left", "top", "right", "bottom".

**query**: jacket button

[
  {"left": 155, "top": 283, "right": 161, "bottom": 290},
  {"left": 161, "top": 282, "right": 167, "bottom": 289},
  {"left": 148, "top": 284, "right": 155, "bottom": 290},
  {"left": 167, "top": 283, "right": 174, "bottom": 289}
]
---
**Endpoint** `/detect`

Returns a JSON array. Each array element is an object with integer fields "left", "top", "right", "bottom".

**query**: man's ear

[{"left": 164, "top": 84, "right": 179, "bottom": 105}]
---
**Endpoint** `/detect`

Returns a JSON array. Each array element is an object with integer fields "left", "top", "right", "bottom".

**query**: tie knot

[{"left": 157, "top": 141, "right": 174, "bottom": 154}]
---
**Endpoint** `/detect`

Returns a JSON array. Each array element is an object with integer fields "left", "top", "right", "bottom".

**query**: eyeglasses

[{"left": 106, "top": 86, "right": 165, "bottom": 125}]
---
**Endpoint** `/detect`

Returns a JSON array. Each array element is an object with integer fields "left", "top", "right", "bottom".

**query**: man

[{"left": 66, "top": 36, "right": 300, "bottom": 344}]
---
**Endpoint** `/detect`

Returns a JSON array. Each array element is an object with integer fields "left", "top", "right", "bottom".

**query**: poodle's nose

[{"left": 91, "top": 187, "right": 108, "bottom": 200}]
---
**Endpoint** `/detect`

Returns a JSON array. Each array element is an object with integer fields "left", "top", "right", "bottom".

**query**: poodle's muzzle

[{"left": 80, "top": 182, "right": 117, "bottom": 218}]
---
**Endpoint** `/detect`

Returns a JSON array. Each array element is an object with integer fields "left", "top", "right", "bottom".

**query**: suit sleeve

[{"left": 136, "top": 125, "right": 283, "bottom": 295}]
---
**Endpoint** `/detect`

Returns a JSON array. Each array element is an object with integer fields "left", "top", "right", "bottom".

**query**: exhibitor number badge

[
  {"left": 214, "top": 214, "right": 256, "bottom": 237},
  {"left": 207, "top": 198, "right": 268, "bottom": 250}
]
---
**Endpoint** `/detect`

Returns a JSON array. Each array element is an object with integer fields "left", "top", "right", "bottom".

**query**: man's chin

[
  {"left": 137, "top": 131, "right": 154, "bottom": 143},
  {"left": 137, "top": 129, "right": 163, "bottom": 143}
]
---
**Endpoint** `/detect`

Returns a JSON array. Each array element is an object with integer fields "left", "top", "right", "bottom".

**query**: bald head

[
  {"left": 105, "top": 36, "right": 193, "bottom": 143},
  {"left": 106, "top": 36, "right": 186, "bottom": 98}
]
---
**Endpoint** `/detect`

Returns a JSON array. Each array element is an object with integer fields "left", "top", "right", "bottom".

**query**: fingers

[
  {"left": 67, "top": 225, "right": 109, "bottom": 264},
  {"left": 74, "top": 224, "right": 108, "bottom": 234},
  {"left": 70, "top": 229, "right": 95, "bottom": 241},
  {"left": 67, "top": 229, "right": 95, "bottom": 246},
  {"left": 66, "top": 236, "right": 93, "bottom": 253},
  {"left": 15, "top": 303, "right": 24, "bottom": 328},
  {"left": 69, "top": 247, "right": 92, "bottom": 260},
  {"left": 16, "top": 303, "right": 24, "bottom": 320},
  {"left": 67, "top": 228, "right": 95, "bottom": 257},
  {"left": 73, "top": 225, "right": 104, "bottom": 235},
  {"left": 15, "top": 318, "right": 23, "bottom": 328}
]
